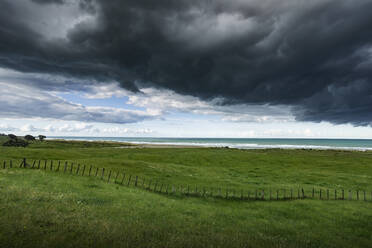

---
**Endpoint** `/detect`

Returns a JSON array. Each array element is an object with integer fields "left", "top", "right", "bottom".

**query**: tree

[
  {"left": 24, "top": 135, "right": 36, "bottom": 141},
  {"left": 8, "top": 134, "right": 17, "bottom": 140},
  {"left": 38, "top": 135, "right": 46, "bottom": 141}
]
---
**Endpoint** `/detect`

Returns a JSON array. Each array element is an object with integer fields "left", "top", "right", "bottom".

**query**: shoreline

[{"left": 46, "top": 138, "right": 372, "bottom": 151}]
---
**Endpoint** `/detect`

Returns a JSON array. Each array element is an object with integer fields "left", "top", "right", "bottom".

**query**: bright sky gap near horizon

[{"left": 1, "top": 0, "right": 372, "bottom": 138}]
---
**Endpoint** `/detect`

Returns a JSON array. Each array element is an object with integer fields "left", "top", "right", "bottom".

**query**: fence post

[
  {"left": 10, "top": 160, "right": 12, "bottom": 168},
  {"left": 320, "top": 189, "right": 322, "bottom": 200},
  {"left": 44, "top": 160, "right": 47, "bottom": 170},
  {"left": 121, "top": 173, "right": 126, "bottom": 185},
  {"left": 24, "top": 158, "right": 27, "bottom": 168},
  {"left": 135, "top": 176, "right": 138, "bottom": 186},
  {"left": 160, "top": 184, "right": 163, "bottom": 192},
  {"left": 147, "top": 180, "right": 152, "bottom": 190},
  {"left": 56, "top": 161, "right": 60, "bottom": 172},
  {"left": 342, "top": 189, "right": 344, "bottom": 200},
  {"left": 166, "top": 185, "right": 169, "bottom": 194},
  {"left": 302, "top": 188, "right": 305, "bottom": 199},
  {"left": 312, "top": 188, "right": 315, "bottom": 198},
  {"left": 283, "top": 189, "right": 286, "bottom": 200},
  {"left": 115, "top": 172, "right": 119, "bottom": 183},
  {"left": 348, "top": 190, "right": 352, "bottom": 200},
  {"left": 225, "top": 189, "right": 228, "bottom": 199},
  {"left": 357, "top": 190, "right": 359, "bottom": 201},
  {"left": 327, "top": 189, "right": 329, "bottom": 200},
  {"left": 3, "top": 161, "right": 6, "bottom": 169},
  {"left": 50, "top": 161, "right": 53, "bottom": 171},
  {"left": 364, "top": 191, "right": 366, "bottom": 201},
  {"left": 290, "top": 189, "right": 293, "bottom": 200},
  {"left": 262, "top": 190, "right": 265, "bottom": 200},
  {"left": 76, "top": 164, "right": 80, "bottom": 175},
  {"left": 70, "top": 163, "right": 74, "bottom": 173},
  {"left": 64, "top": 162, "right": 67, "bottom": 173},
  {"left": 107, "top": 170, "right": 112, "bottom": 183},
  {"left": 88, "top": 165, "right": 92, "bottom": 176},
  {"left": 101, "top": 168, "right": 105, "bottom": 180},
  {"left": 141, "top": 178, "right": 145, "bottom": 187},
  {"left": 127, "top": 175, "right": 132, "bottom": 186},
  {"left": 82, "top": 164, "right": 86, "bottom": 176},
  {"left": 38, "top": 160, "right": 41, "bottom": 169},
  {"left": 95, "top": 167, "right": 98, "bottom": 177},
  {"left": 335, "top": 189, "right": 337, "bottom": 200},
  {"left": 32, "top": 161, "right": 35, "bottom": 169},
  {"left": 218, "top": 188, "right": 221, "bottom": 197}
]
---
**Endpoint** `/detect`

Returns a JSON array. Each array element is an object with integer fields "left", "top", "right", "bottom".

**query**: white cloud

[{"left": 0, "top": 81, "right": 160, "bottom": 124}]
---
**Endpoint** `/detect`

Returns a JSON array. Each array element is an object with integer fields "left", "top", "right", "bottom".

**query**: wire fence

[{"left": 1, "top": 158, "right": 371, "bottom": 202}]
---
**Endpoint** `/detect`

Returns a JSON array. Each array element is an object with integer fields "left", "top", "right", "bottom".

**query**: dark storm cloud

[{"left": 1, "top": 0, "right": 372, "bottom": 125}]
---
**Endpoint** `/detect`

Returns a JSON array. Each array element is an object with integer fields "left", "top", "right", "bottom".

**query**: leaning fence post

[
  {"left": 88, "top": 165, "right": 92, "bottom": 176},
  {"left": 115, "top": 172, "right": 119, "bottom": 183},
  {"left": 82, "top": 165, "right": 86, "bottom": 176},
  {"left": 56, "top": 161, "right": 60, "bottom": 172},
  {"left": 44, "top": 160, "right": 47, "bottom": 170},
  {"left": 302, "top": 188, "right": 305, "bottom": 199},
  {"left": 70, "top": 163, "right": 74, "bottom": 173},
  {"left": 76, "top": 164, "right": 80, "bottom": 175},
  {"left": 127, "top": 175, "right": 132, "bottom": 186},
  {"left": 101, "top": 168, "right": 105, "bottom": 180},
  {"left": 121, "top": 173, "right": 126, "bottom": 185},
  {"left": 166, "top": 185, "right": 169, "bottom": 194},
  {"left": 50, "top": 161, "right": 53, "bottom": 171},
  {"left": 107, "top": 170, "right": 112, "bottom": 183},
  {"left": 135, "top": 176, "right": 138, "bottom": 186},
  {"left": 37, "top": 160, "right": 40, "bottom": 169},
  {"left": 32, "top": 161, "right": 35, "bottom": 169},
  {"left": 3, "top": 161, "right": 6, "bottom": 169},
  {"left": 95, "top": 168, "right": 98, "bottom": 177},
  {"left": 24, "top": 158, "right": 27, "bottom": 168}
]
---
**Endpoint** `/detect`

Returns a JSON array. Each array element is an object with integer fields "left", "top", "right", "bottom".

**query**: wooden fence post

[
  {"left": 320, "top": 189, "right": 322, "bottom": 200},
  {"left": 166, "top": 185, "right": 169, "bottom": 194},
  {"left": 38, "top": 160, "right": 41, "bottom": 169},
  {"left": 327, "top": 189, "right": 329, "bottom": 200},
  {"left": 127, "top": 175, "right": 132, "bottom": 186},
  {"left": 121, "top": 173, "right": 126, "bottom": 185},
  {"left": 141, "top": 178, "right": 145, "bottom": 187},
  {"left": 10, "top": 160, "right": 12, "bottom": 168},
  {"left": 44, "top": 160, "right": 47, "bottom": 170},
  {"left": 76, "top": 164, "right": 80, "bottom": 175},
  {"left": 348, "top": 190, "right": 352, "bottom": 200},
  {"left": 357, "top": 190, "right": 359, "bottom": 200},
  {"left": 342, "top": 189, "right": 345, "bottom": 200},
  {"left": 135, "top": 176, "right": 138, "bottom": 187},
  {"left": 95, "top": 167, "right": 98, "bottom": 177},
  {"left": 89, "top": 165, "right": 92, "bottom": 176},
  {"left": 56, "top": 161, "right": 60, "bottom": 172},
  {"left": 312, "top": 188, "right": 315, "bottom": 198},
  {"left": 302, "top": 188, "right": 305, "bottom": 199},
  {"left": 101, "top": 168, "right": 105, "bottom": 180},
  {"left": 82, "top": 165, "right": 86, "bottom": 176},
  {"left": 3, "top": 161, "right": 6, "bottom": 169},
  {"left": 32, "top": 161, "right": 35, "bottom": 169},
  {"left": 147, "top": 180, "right": 152, "bottom": 190},
  {"left": 107, "top": 170, "right": 112, "bottom": 183},
  {"left": 50, "top": 161, "right": 53, "bottom": 171},
  {"left": 64, "top": 162, "right": 67, "bottom": 173},
  {"left": 115, "top": 172, "right": 119, "bottom": 183},
  {"left": 24, "top": 158, "right": 27, "bottom": 168},
  {"left": 335, "top": 189, "right": 337, "bottom": 200},
  {"left": 70, "top": 163, "right": 74, "bottom": 173}
]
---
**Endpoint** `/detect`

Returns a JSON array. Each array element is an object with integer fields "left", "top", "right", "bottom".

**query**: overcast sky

[{"left": 1, "top": 0, "right": 372, "bottom": 138}]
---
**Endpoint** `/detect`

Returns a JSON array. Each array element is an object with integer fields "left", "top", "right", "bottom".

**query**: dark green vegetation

[{"left": 1, "top": 139, "right": 372, "bottom": 247}]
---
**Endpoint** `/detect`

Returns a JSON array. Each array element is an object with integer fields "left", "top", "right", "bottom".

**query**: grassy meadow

[{"left": 1, "top": 138, "right": 372, "bottom": 247}]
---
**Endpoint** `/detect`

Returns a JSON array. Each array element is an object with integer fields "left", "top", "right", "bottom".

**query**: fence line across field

[{"left": 1, "top": 158, "right": 371, "bottom": 202}]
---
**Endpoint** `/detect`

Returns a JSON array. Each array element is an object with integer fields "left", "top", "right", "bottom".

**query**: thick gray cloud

[{"left": 1, "top": 0, "right": 372, "bottom": 125}]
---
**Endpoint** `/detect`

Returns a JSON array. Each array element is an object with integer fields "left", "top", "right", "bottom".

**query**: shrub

[
  {"left": 38, "top": 135, "right": 46, "bottom": 141},
  {"left": 3, "top": 139, "right": 29, "bottom": 147},
  {"left": 8, "top": 134, "right": 17, "bottom": 140},
  {"left": 24, "top": 135, "right": 36, "bottom": 141}
]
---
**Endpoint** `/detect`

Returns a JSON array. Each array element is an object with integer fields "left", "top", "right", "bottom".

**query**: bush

[
  {"left": 3, "top": 139, "right": 29, "bottom": 147},
  {"left": 24, "top": 135, "right": 36, "bottom": 141},
  {"left": 8, "top": 134, "right": 17, "bottom": 140},
  {"left": 38, "top": 135, "right": 46, "bottom": 141}
]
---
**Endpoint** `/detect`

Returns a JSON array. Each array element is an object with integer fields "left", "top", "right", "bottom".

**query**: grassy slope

[
  {"left": 1, "top": 140, "right": 372, "bottom": 247},
  {"left": 1, "top": 169, "right": 372, "bottom": 248}
]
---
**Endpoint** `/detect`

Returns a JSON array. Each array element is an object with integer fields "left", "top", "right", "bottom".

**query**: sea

[{"left": 49, "top": 137, "right": 372, "bottom": 151}]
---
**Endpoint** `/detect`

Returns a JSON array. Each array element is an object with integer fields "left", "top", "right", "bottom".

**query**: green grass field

[{"left": 1, "top": 139, "right": 372, "bottom": 247}]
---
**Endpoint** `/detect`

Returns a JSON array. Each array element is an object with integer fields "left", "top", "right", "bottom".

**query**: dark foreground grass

[{"left": 1, "top": 168, "right": 372, "bottom": 248}]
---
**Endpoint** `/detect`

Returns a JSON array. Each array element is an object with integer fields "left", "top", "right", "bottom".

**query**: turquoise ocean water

[{"left": 50, "top": 137, "right": 372, "bottom": 151}]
